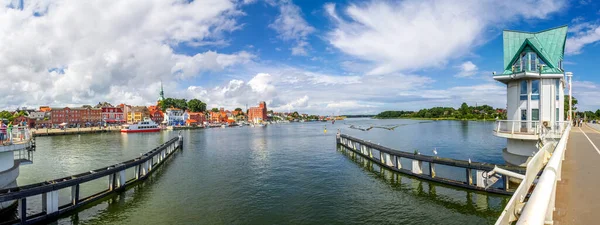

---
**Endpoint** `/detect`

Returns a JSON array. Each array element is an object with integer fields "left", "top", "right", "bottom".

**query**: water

[{"left": 17, "top": 119, "right": 508, "bottom": 224}]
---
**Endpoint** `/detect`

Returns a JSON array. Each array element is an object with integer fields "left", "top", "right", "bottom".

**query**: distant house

[
  {"left": 150, "top": 109, "right": 164, "bottom": 124},
  {"left": 101, "top": 107, "right": 125, "bottom": 124},
  {"left": 163, "top": 108, "right": 184, "bottom": 126},
  {"left": 188, "top": 112, "right": 206, "bottom": 126}
]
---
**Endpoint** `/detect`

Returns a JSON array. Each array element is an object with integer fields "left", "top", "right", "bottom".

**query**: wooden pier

[
  {"left": 0, "top": 135, "right": 183, "bottom": 225},
  {"left": 337, "top": 133, "right": 525, "bottom": 195}
]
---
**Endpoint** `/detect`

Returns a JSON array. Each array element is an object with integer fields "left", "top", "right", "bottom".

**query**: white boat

[{"left": 121, "top": 118, "right": 160, "bottom": 133}]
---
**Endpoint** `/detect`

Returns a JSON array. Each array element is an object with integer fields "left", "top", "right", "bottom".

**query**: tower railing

[{"left": 494, "top": 120, "right": 540, "bottom": 135}]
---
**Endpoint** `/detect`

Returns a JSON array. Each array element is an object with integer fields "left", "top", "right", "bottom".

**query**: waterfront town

[
  {"left": 2, "top": 1, "right": 600, "bottom": 225},
  {"left": 0, "top": 89, "right": 332, "bottom": 129}
]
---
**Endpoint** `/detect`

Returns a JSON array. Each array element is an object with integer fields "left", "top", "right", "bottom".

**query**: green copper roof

[{"left": 501, "top": 25, "right": 567, "bottom": 75}]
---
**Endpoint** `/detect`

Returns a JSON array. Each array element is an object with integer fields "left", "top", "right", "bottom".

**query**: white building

[
  {"left": 493, "top": 26, "right": 567, "bottom": 166},
  {"left": 163, "top": 108, "right": 184, "bottom": 126}
]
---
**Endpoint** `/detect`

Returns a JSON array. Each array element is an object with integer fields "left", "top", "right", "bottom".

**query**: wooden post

[
  {"left": 503, "top": 175, "right": 509, "bottom": 191},
  {"left": 71, "top": 184, "right": 80, "bottom": 205},
  {"left": 467, "top": 168, "right": 473, "bottom": 185},
  {"left": 430, "top": 163, "right": 436, "bottom": 178},
  {"left": 19, "top": 198, "right": 27, "bottom": 224},
  {"left": 396, "top": 156, "right": 402, "bottom": 169}
]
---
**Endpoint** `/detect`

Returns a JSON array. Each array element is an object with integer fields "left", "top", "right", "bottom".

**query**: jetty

[
  {"left": 0, "top": 135, "right": 183, "bottom": 225},
  {"left": 336, "top": 133, "right": 526, "bottom": 195}
]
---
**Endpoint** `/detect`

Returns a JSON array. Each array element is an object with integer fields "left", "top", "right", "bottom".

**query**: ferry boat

[{"left": 121, "top": 118, "right": 160, "bottom": 133}]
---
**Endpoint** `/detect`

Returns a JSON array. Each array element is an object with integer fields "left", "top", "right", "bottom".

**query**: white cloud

[
  {"left": 0, "top": 0, "right": 249, "bottom": 109},
  {"left": 269, "top": 0, "right": 315, "bottom": 56},
  {"left": 455, "top": 61, "right": 478, "bottom": 77},
  {"left": 572, "top": 81, "right": 600, "bottom": 111},
  {"left": 172, "top": 51, "right": 254, "bottom": 78},
  {"left": 566, "top": 21, "right": 600, "bottom": 55},
  {"left": 325, "top": 0, "right": 565, "bottom": 75}
]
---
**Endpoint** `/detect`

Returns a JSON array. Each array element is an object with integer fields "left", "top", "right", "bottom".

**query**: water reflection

[{"left": 337, "top": 144, "right": 508, "bottom": 218}]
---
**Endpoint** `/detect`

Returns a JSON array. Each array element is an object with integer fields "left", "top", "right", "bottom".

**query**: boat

[{"left": 121, "top": 118, "right": 161, "bottom": 133}]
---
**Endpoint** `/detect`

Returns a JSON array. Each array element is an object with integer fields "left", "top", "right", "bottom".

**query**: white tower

[
  {"left": 0, "top": 126, "right": 34, "bottom": 211},
  {"left": 493, "top": 26, "right": 568, "bottom": 166}
]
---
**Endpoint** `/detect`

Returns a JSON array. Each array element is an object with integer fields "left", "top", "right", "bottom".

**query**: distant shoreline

[{"left": 372, "top": 117, "right": 499, "bottom": 121}]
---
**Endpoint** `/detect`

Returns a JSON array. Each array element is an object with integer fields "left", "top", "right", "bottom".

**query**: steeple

[{"left": 159, "top": 81, "right": 165, "bottom": 101}]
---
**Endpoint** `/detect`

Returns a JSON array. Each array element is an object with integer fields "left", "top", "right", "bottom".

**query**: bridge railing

[
  {"left": 495, "top": 124, "right": 571, "bottom": 225},
  {"left": 0, "top": 135, "right": 184, "bottom": 225},
  {"left": 337, "top": 133, "right": 525, "bottom": 195}
]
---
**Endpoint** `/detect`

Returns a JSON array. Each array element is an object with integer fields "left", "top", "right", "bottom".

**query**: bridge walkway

[{"left": 554, "top": 124, "right": 600, "bottom": 224}]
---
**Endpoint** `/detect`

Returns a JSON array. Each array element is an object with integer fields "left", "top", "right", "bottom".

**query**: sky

[{"left": 1, "top": 0, "right": 599, "bottom": 115}]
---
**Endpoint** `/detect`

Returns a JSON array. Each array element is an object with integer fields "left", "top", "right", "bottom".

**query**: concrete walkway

[{"left": 554, "top": 124, "right": 600, "bottom": 224}]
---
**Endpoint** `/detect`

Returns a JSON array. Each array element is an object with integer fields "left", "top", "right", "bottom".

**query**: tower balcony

[{"left": 493, "top": 120, "right": 540, "bottom": 140}]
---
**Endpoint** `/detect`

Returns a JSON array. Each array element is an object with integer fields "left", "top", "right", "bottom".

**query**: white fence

[
  {"left": 495, "top": 124, "right": 571, "bottom": 224},
  {"left": 495, "top": 120, "right": 540, "bottom": 135}
]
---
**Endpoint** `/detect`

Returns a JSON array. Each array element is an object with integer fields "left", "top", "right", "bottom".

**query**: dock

[
  {"left": 32, "top": 127, "right": 120, "bottom": 137},
  {"left": 554, "top": 124, "right": 600, "bottom": 224}
]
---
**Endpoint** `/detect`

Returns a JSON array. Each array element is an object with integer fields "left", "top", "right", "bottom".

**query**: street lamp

[{"left": 565, "top": 72, "right": 573, "bottom": 122}]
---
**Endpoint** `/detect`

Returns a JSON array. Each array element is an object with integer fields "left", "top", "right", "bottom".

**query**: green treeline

[{"left": 375, "top": 103, "right": 507, "bottom": 120}]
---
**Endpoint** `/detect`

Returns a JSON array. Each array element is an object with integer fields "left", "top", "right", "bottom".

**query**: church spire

[{"left": 159, "top": 81, "right": 165, "bottom": 101}]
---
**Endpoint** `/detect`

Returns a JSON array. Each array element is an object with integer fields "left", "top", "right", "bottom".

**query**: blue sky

[{"left": 1, "top": 0, "right": 599, "bottom": 114}]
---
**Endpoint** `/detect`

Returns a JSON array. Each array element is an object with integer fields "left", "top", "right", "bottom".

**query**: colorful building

[
  {"left": 126, "top": 106, "right": 149, "bottom": 123},
  {"left": 248, "top": 101, "right": 267, "bottom": 124},
  {"left": 163, "top": 108, "right": 184, "bottom": 126},
  {"left": 101, "top": 107, "right": 125, "bottom": 124},
  {"left": 150, "top": 109, "right": 164, "bottom": 124},
  {"left": 187, "top": 112, "right": 206, "bottom": 126},
  {"left": 50, "top": 107, "right": 102, "bottom": 126}
]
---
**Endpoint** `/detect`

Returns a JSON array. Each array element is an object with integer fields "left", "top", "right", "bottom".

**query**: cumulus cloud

[
  {"left": 325, "top": 0, "right": 565, "bottom": 75},
  {"left": 566, "top": 21, "right": 600, "bottom": 55},
  {"left": 455, "top": 61, "right": 478, "bottom": 77},
  {"left": 0, "top": 0, "right": 249, "bottom": 109},
  {"left": 269, "top": 0, "right": 315, "bottom": 56}
]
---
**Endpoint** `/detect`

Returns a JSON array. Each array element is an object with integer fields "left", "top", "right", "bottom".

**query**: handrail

[
  {"left": 0, "top": 137, "right": 179, "bottom": 202},
  {"left": 516, "top": 124, "right": 571, "bottom": 224},
  {"left": 495, "top": 124, "right": 571, "bottom": 224}
]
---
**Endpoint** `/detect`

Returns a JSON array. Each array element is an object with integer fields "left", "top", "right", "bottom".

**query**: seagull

[
  {"left": 433, "top": 148, "right": 438, "bottom": 156},
  {"left": 468, "top": 158, "right": 471, "bottom": 164}
]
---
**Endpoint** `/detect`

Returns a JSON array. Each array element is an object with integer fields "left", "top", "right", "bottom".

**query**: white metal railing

[
  {"left": 515, "top": 124, "right": 571, "bottom": 225},
  {"left": 495, "top": 124, "right": 571, "bottom": 224},
  {"left": 495, "top": 120, "right": 540, "bottom": 135},
  {"left": 2, "top": 126, "right": 33, "bottom": 144}
]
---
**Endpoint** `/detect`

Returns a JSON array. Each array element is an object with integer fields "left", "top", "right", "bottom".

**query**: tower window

[
  {"left": 520, "top": 80, "right": 528, "bottom": 100},
  {"left": 531, "top": 80, "right": 540, "bottom": 100}
]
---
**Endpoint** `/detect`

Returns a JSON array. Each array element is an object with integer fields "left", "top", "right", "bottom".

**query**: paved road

[{"left": 555, "top": 124, "right": 600, "bottom": 224}]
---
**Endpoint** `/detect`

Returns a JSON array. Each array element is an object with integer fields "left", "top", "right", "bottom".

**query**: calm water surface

[{"left": 18, "top": 119, "right": 508, "bottom": 224}]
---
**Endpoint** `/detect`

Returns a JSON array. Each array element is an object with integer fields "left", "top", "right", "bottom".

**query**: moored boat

[{"left": 121, "top": 118, "right": 160, "bottom": 133}]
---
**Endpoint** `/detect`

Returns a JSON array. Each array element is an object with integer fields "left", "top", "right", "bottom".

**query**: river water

[{"left": 17, "top": 119, "right": 508, "bottom": 224}]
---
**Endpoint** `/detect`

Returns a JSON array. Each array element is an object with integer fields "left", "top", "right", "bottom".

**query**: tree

[
  {"left": 187, "top": 99, "right": 206, "bottom": 112},
  {"left": 211, "top": 108, "right": 220, "bottom": 112},
  {"left": 564, "top": 95, "right": 578, "bottom": 120},
  {"left": 0, "top": 111, "right": 12, "bottom": 121},
  {"left": 235, "top": 108, "right": 242, "bottom": 111}
]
